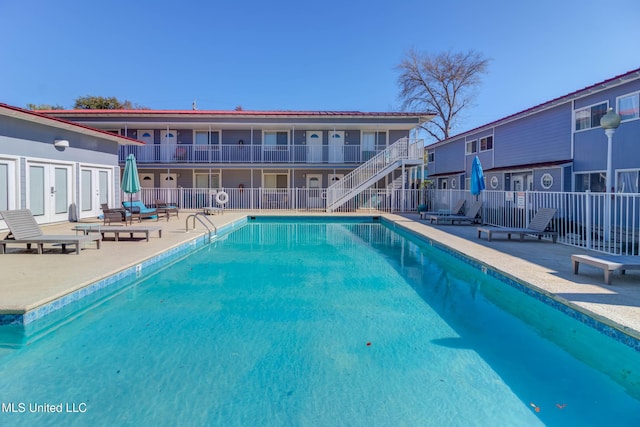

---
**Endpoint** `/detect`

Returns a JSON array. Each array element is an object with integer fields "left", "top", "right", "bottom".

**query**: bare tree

[{"left": 397, "top": 49, "right": 489, "bottom": 142}]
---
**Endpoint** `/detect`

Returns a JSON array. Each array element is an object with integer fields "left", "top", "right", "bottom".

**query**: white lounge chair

[
  {"left": 0, "top": 209, "right": 101, "bottom": 255},
  {"left": 571, "top": 254, "right": 640, "bottom": 285},
  {"left": 477, "top": 208, "right": 558, "bottom": 242}
]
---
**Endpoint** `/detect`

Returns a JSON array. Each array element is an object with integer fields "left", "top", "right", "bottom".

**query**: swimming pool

[{"left": 1, "top": 217, "right": 639, "bottom": 426}]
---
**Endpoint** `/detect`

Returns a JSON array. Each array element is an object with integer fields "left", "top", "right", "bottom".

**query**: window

[
  {"left": 264, "top": 131, "right": 288, "bottom": 150},
  {"left": 540, "top": 173, "right": 554, "bottom": 190},
  {"left": 0, "top": 163, "right": 8, "bottom": 211},
  {"left": 480, "top": 136, "right": 493, "bottom": 151},
  {"left": 264, "top": 173, "right": 288, "bottom": 188},
  {"left": 427, "top": 152, "right": 435, "bottom": 162},
  {"left": 81, "top": 169, "right": 92, "bottom": 211},
  {"left": 617, "top": 171, "right": 639, "bottom": 193},
  {"left": 195, "top": 131, "right": 220, "bottom": 145},
  {"left": 574, "top": 102, "right": 608, "bottom": 131},
  {"left": 193, "top": 131, "right": 220, "bottom": 161},
  {"left": 465, "top": 140, "right": 477, "bottom": 154},
  {"left": 362, "top": 131, "right": 377, "bottom": 161},
  {"left": 575, "top": 172, "right": 606, "bottom": 192},
  {"left": 195, "top": 173, "right": 220, "bottom": 189},
  {"left": 617, "top": 93, "right": 640, "bottom": 122}
]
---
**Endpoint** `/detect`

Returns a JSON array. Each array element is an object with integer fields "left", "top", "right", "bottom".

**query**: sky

[{"left": 1, "top": 0, "right": 639, "bottom": 141}]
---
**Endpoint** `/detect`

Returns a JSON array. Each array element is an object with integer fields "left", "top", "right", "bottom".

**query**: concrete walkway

[{"left": 1, "top": 211, "right": 639, "bottom": 342}]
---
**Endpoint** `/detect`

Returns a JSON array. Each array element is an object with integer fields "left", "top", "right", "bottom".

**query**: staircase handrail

[{"left": 326, "top": 137, "right": 423, "bottom": 210}]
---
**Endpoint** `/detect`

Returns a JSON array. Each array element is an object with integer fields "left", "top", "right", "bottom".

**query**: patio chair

[
  {"left": 429, "top": 200, "right": 483, "bottom": 225},
  {"left": 100, "top": 203, "right": 130, "bottom": 225},
  {"left": 0, "top": 209, "right": 101, "bottom": 255},
  {"left": 477, "top": 208, "right": 558, "bottom": 242},
  {"left": 571, "top": 254, "right": 640, "bottom": 285},
  {"left": 419, "top": 199, "right": 465, "bottom": 220},
  {"left": 122, "top": 200, "right": 158, "bottom": 223},
  {"left": 155, "top": 199, "right": 179, "bottom": 220}
]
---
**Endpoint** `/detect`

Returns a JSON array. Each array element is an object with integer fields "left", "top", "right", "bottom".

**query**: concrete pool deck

[{"left": 1, "top": 211, "right": 639, "bottom": 342}]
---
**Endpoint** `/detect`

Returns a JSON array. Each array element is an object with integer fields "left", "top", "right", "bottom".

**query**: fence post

[{"left": 585, "top": 191, "right": 591, "bottom": 250}]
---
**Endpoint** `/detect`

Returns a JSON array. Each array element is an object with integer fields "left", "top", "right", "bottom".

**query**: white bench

[{"left": 571, "top": 254, "right": 640, "bottom": 285}]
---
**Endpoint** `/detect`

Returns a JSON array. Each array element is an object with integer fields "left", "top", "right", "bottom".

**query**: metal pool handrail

[{"left": 185, "top": 213, "right": 217, "bottom": 242}]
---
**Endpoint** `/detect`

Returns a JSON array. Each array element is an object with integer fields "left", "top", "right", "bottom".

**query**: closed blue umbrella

[
  {"left": 471, "top": 156, "right": 485, "bottom": 196},
  {"left": 121, "top": 154, "right": 141, "bottom": 208}
]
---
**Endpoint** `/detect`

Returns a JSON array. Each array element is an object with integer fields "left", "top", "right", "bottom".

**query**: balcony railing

[{"left": 119, "top": 144, "right": 383, "bottom": 164}]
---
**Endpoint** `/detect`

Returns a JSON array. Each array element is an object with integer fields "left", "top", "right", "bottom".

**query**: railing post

[{"left": 585, "top": 191, "right": 592, "bottom": 250}]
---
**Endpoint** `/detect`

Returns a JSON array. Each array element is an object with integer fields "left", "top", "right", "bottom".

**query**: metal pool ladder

[{"left": 185, "top": 213, "right": 218, "bottom": 242}]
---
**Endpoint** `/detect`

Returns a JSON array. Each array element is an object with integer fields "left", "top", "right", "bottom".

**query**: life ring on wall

[{"left": 215, "top": 191, "right": 229, "bottom": 205}]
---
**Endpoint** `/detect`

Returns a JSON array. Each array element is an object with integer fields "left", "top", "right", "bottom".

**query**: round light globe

[{"left": 600, "top": 107, "right": 621, "bottom": 129}]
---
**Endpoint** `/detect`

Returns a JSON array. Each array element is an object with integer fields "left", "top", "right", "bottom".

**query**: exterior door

[
  {"left": 27, "top": 162, "right": 73, "bottom": 224},
  {"left": 328, "top": 131, "right": 344, "bottom": 163},
  {"left": 140, "top": 173, "right": 155, "bottom": 189},
  {"left": 137, "top": 130, "right": 154, "bottom": 162},
  {"left": 160, "top": 130, "right": 177, "bottom": 162},
  {"left": 79, "top": 167, "right": 112, "bottom": 219},
  {"left": 306, "top": 174, "right": 322, "bottom": 208},
  {"left": 306, "top": 131, "right": 323, "bottom": 163},
  {"left": 513, "top": 177, "right": 523, "bottom": 191},
  {"left": 160, "top": 173, "right": 178, "bottom": 203},
  {"left": 329, "top": 173, "right": 344, "bottom": 184}
]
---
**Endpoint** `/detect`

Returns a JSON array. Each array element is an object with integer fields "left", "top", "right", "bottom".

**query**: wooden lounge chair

[
  {"left": 477, "top": 208, "right": 558, "bottom": 242},
  {"left": 0, "top": 209, "right": 101, "bottom": 255},
  {"left": 155, "top": 199, "right": 179, "bottom": 220},
  {"left": 73, "top": 224, "right": 162, "bottom": 242},
  {"left": 571, "top": 254, "right": 640, "bottom": 285},
  {"left": 101, "top": 203, "right": 130, "bottom": 225},
  {"left": 420, "top": 199, "right": 465, "bottom": 220},
  {"left": 429, "top": 201, "right": 483, "bottom": 225},
  {"left": 122, "top": 201, "right": 159, "bottom": 223}
]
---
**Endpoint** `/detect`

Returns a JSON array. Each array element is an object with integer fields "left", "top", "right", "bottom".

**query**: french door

[
  {"left": 79, "top": 167, "right": 112, "bottom": 219},
  {"left": 27, "top": 162, "right": 73, "bottom": 224}
]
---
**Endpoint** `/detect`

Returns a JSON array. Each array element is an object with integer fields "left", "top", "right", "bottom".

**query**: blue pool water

[{"left": 1, "top": 218, "right": 639, "bottom": 426}]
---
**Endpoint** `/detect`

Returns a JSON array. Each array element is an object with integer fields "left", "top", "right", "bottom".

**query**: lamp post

[
  {"left": 600, "top": 107, "right": 621, "bottom": 194},
  {"left": 600, "top": 107, "right": 621, "bottom": 244}
]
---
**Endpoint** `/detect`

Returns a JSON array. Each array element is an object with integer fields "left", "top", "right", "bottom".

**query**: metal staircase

[{"left": 326, "top": 137, "right": 424, "bottom": 212}]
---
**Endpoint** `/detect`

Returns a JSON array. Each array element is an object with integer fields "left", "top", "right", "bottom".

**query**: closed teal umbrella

[{"left": 121, "top": 154, "right": 141, "bottom": 207}]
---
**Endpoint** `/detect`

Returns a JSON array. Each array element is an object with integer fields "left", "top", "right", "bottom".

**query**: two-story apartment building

[
  {"left": 426, "top": 67, "right": 640, "bottom": 194},
  {"left": 46, "top": 110, "right": 431, "bottom": 210}
]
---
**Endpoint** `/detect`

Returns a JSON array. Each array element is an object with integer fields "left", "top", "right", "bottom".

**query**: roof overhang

[
  {"left": 43, "top": 110, "right": 436, "bottom": 131},
  {"left": 0, "top": 103, "right": 144, "bottom": 145}
]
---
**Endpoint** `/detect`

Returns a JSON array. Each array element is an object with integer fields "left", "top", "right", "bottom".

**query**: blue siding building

[{"left": 427, "top": 67, "right": 640, "bottom": 194}]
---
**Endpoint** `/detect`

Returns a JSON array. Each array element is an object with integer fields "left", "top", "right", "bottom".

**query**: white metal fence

[
  {"left": 121, "top": 187, "right": 639, "bottom": 255},
  {"left": 423, "top": 189, "right": 640, "bottom": 256},
  {"left": 126, "top": 187, "right": 425, "bottom": 213}
]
